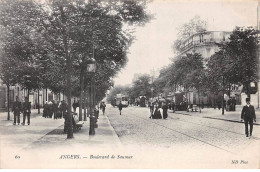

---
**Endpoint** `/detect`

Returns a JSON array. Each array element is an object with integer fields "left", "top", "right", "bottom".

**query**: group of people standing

[
  {"left": 149, "top": 102, "right": 168, "bottom": 119},
  {"left": 12, "top": 96, "right": 31, "bottom": 125},
  {"left": 227, "top": 97, "right": 236, "bottom": 111},
  {"left": 43, "top": 100, "right": 67, "bottom": 119}
]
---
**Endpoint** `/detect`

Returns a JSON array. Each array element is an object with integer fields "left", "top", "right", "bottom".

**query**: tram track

[
  {"left": 126, "top": 107, "right": 260, "bottom": 140},
  {"left": 167, "top": 115, "right": 260, "bottom": 140},
  {"left": 109, "top": 108, "right": 259, "bottom": 154},
  {"left": 116, "top": 112, "right": 231, "bottom": 153}
]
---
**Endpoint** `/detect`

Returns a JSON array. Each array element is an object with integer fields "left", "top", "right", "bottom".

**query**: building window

[{"left": 200, "top": 34, "right": 204, "bottom": 43}]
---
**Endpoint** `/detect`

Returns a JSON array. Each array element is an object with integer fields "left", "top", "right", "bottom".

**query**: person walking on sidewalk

[
  {"left": 119, "top": 101, "right": 123, "bottom": 115},
  {"left": 101, "top": 102, "right": 106, "bottom": 115},
  {"left": 22, "top": 97, "right": 31, "bottom": 125},
  {"left": 12, "top": 96, "right": 21, "bottom": 125},
  {"left": 241, "top": 98, "right": 256, "bottom": 137}
]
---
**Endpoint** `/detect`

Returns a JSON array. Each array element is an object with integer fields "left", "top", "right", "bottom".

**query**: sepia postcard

[{"left": 0, "top": 0, "right": 259, "bottom": 169}]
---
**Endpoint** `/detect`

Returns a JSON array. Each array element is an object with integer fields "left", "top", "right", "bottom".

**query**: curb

[
  {"left": 203, "top": 116, "right": 260, "bottom": 125},
  {"left": 104, "top": 114, "right": 122, "bottom": 146},
  {"left": 174, "top": 111, "right": 260, "bottom": 125}
]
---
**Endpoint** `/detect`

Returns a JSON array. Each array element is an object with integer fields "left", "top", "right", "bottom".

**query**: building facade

[
  {"left": 173, "top": 31, "right": 236, "bottom": 106},
  {"left": 0, "top": 79, "right": 66, "bottom": 112}
]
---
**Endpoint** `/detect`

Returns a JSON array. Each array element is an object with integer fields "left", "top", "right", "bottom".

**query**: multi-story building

[
  {"left": 0, "top": 79, "right": 66, "bottom": 112},
  {"left": 177, "top": 31, "right": 231, "bottom": 58},
  {"left": 172, "top": 31, "right": 239, "bottom": 106}
]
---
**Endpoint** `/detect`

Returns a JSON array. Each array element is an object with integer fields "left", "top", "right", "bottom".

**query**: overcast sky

[{"left": 113, "top": 0, "right": 258, "bottom": 86}]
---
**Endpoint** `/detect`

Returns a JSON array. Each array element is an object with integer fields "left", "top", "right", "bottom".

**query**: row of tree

[
  {"left": 108, "top": 26, "right": 259, "bottom": 115},
  {"left": 0, "top": 0, "right": 150, "bottom": 138}
]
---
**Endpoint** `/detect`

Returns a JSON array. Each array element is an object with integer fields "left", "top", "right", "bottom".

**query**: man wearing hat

[
  {"left": 12, "top": 96, "right": 21, "bottom": 125},
  {"left": 22, "top": 97, "right": 31, "bottom": 125},
  {"left": 241, "top": 98, "right": 256, "bottom": 137}
]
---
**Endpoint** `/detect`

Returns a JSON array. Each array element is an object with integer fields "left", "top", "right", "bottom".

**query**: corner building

[{"left": 173, "top": 31, "right": 244, "bottom": 106}]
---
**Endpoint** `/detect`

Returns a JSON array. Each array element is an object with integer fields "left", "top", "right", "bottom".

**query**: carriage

[{"left": 111, "top": 94, "right": 129, "bottom": 107}]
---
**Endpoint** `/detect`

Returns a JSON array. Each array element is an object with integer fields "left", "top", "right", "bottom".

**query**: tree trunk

[
  {"left": 79, "top": 69, "right": 84, "bottom": 121},
  {"left": 198, "top": 89, "right": 201, "bottom": 113},
  {"left": 246, "top": 83, "right": 250, "bottom": 98},
  {"left": 222, "top": 90, "right": 225, "bottom": 115},
  {"left": 228, "top": 84, "right": 231, "bottom": 98},
  {"left": 27, "top": 89, "right": 30, "bottom": 98},
  {"left": 83, "top": 88, "right": 87, "bottom": 121},
  {"left": 42, "top": 89, "right": 44, "bottom": 107},
  {"left": 222, "top": 76, "right": 225, "bottom": 115},
  {"left": 7, "top": 84, "right": 10, "bottom": 120},
  {"left": 45, "top": 88, "right": 48, "bottom": 102},
  {"left": 93, "top": 76, "right": 96, "bottom": 107},
  {"left": 38, "top": 89, "right": 40, "bottom": 114},
  {"left": 66, "top": 61, "right": 73, "bottom": 138},
  {"left": 60, "top": 6, "right": 73, "bottom": 138}
]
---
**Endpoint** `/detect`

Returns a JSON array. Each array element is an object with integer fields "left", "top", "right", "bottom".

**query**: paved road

[{"left": 106, "top": 104, "right": 260, "bottom": 156}]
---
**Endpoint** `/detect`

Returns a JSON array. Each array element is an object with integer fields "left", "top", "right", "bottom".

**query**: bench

[{"left": 72, "top": 113, "right": 84, "bottom": 132}]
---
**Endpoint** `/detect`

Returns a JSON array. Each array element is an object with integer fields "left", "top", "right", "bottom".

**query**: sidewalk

[
  {"left": 172, "top": 105, "right": 260, "bottom": 125},
  {"left": 0, "top": 108, "right": 121, "bottom": 150},
  {"left": 0, "top": 109, "right": 64, "bottom": 149},
  {"left": 30, "top": 112, "right": 122, "bottom": 149}
]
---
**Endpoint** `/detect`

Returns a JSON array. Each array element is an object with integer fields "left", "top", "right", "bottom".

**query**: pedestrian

[
  {"left": 152, "top": 104, "right": 162, "bottom": 119},
  {"left": 12, "top": 96, "right": 21, "bottom": 125},
  {"left": 232, "top": 97, "right": 236, "bottom": 111},
  {"left": 60, "top": 100, "right": 67, "bottom": 118},
  {"left": 172, "top": 101, "right": 175, "bottom": 112},
  {"left": 217, "top": 99, "right": 221, "bottom": 110},
  {"left": 95, "top": 104, "right": 99, "bottom": 119},
  {"left": 168, "top": 103, "right": 172, "bottom": 110},
  {"left": 43, "top": 101, "right": 48, "bottom": 118},
  {"left": 48, "top": 101, "right": 53, "bottom": 118},
  {"left": 162, "top": 102, "right": 168, "bottom": 119},
  {"left": 56, "top": 101, "right": 62, "bottom": 119},
  {"left": 22, "top": 97, "right": 31, "bottom": 125},
  {"left": 227, "top": 98, "right": 231, "bottom": 111},
  {"left": 241, "top": 98, "right": 256, "bottom": 137},
  {"left": 52, "top": 100, "right": 58, "bottom": 120},
  {"left": 223, "top": 99, "right": 226, "bottom": 110},
  {"left": 118, "top": 101, "right": 123, "bottom": 115},
  {"left": 149, "top": 102, "right": 154, "bottom": 119},
  {"left": 72, "top": 98, "right": 77, "bottom": 113},
  {"left": 101, "top": 102, "right": 106, "bottom": 115}
]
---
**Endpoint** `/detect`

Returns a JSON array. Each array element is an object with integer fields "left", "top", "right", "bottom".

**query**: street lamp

[{"left": 86, "top": 57, "right": 96, "bottom": 135}]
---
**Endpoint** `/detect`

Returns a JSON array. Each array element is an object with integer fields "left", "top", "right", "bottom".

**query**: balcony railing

[{"left": 178, "top": 31, "right": 231, "bottom": 54}]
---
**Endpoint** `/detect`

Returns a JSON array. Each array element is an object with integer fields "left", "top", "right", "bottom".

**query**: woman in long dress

[
  {"left": 162, "top": 102, "right": 168, "bottom": 119},
  {"left": 152, "top": 104, "right": 162, "bottom": 119}
]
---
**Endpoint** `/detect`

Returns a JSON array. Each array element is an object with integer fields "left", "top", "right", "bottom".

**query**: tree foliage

[
  {"left": 173, "top": 15, "right": 207, "bottom": 53},
  {"left": 0, "top": 0, "right": 150, "bottom": 137}
]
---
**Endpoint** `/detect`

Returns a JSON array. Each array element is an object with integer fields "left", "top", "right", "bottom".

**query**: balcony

[{"left": 178, "top": 31, "right": 231, "bottom": 55}]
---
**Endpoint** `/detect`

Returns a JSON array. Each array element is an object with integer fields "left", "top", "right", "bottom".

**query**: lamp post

[{"left": 86, "top": 57, "right": 96, "bottom": 135}]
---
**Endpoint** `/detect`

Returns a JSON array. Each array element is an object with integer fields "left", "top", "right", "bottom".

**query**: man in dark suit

[
  {"left": 241, "top": 98, "right": 256, "bottom": 137},
  {"left": 12, "top": 96, "right": 21, "bottom": 125},
  {"left": 118, "top": 101, "right": 123, "bottom": 115},
  {"left": 22, "top": 97, "right": 31, "bottom": 125}
]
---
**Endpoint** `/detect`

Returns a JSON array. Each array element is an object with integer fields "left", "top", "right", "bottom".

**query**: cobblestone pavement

[{"left": 106, "top": 105, "right": 260, "bottom": 157}]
